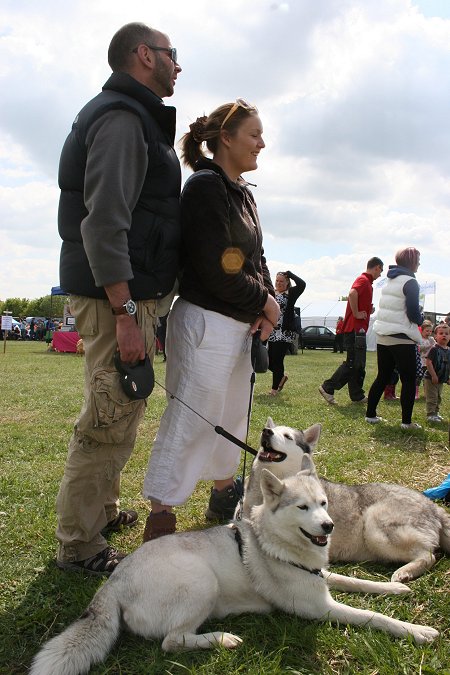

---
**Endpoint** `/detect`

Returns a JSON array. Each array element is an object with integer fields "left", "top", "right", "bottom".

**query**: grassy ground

[{"left": 0, "top": 340, "right": 448, "bottom": 675}]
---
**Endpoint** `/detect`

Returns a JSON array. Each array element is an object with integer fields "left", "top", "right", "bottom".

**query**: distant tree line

[{"left": 0, "top": 295, "right": 68, "bottom": 318}]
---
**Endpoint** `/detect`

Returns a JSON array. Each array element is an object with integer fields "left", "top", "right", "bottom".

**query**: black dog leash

[
  {"left": 154, "top": 328, "right": 265, "bottom": 527},
  {"left": 153, "top": 330, "right": 266, "bottom": 461},
  {"left": 153, "top": 378, "right": 258, "bottom": 457}
]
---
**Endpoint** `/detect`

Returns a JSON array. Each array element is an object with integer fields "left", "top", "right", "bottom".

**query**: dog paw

[
  {"left": 387, "top": 581, "right": 412, "bottom": 594},
  {"left": 219, "top": 633, "right": 243, "bottom": 649},
  {"left": 411, "top": 625, "right": 439, "bottom": 644},
  {"left": 391, "top": 570, "right": 413, "bottom": 583}
]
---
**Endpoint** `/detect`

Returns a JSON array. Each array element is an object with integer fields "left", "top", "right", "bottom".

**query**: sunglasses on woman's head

[{"left": 221, "top": 98, "right": 257, "bottom": 129}]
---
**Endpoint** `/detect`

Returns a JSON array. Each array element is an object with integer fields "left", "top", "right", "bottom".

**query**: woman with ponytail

[{"left": 142, "top": 100, "right": 278, "bottom": 540}]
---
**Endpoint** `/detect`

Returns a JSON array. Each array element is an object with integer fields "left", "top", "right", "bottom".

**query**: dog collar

[
  {"left": 289, "top": 561, "right": 323, "bottom": 577},
  {"left": 233, "top": 526, "right": 323, "bottom": 577},
  {"left": 233, "top": 525, "right": 244, "bottom": 558}
]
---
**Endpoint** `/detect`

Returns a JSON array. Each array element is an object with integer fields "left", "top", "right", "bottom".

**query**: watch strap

[
  {"left": 111, "top": 299, "right": 136, "bottom": 316},
  {"left": 111, "top": 305, "right": 128, "bottom": 315}
]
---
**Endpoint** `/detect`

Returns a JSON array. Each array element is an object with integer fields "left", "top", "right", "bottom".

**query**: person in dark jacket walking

[
  {"left": 55, "top": 22, "right": 182, "bottom": 576},
  {"left": 319, "top": 257, "right": 383, "bottom": 404},
  {"left": 268, "top": 271, "right": 306, "bottom": 395},
  {"left": 142, "top": 99, "right": 279, "bottom": 540}
]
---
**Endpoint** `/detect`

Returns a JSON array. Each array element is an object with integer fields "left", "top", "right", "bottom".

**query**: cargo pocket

[
  {"left": 78, "top": 367, "right": 145, "bottom": 444},
  {"left": 69, "top": 296, "right": 98, "bottom": 337},
  {"left": 140, "top": 302, "right": 158, "bottom": 358}
]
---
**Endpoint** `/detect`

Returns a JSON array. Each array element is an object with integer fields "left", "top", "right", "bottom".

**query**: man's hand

[
  {"left": 348, "top": 288, "right": 366, "bottom": 320},
  {"left": 104, "top": 281, "right": 145, "bottom": 363},
  {"left": 115, "top": 315, "right": 146, "bottom": 364}
]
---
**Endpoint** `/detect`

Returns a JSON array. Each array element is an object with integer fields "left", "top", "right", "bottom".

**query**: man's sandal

[
  {"left": 56, "top": 546, "right": 126, "bottom": 577},
  {"left": 102, "top": 509, "right": 138, "bottom": 533}
]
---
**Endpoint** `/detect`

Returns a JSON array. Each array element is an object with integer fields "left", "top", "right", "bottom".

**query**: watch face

[{"left": 125, "top": 299, "right": 137, "bottom": 315}]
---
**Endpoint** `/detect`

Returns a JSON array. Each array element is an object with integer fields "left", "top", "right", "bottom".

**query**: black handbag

[
  {"left": 293, "top": 314, "right": 302, "bottom": 334},
  {"left": 251, "top": 331, "right": 269, "bottom": 373},
  {"left": 114, "top": 353, "right": 154, "bottom": 400}
]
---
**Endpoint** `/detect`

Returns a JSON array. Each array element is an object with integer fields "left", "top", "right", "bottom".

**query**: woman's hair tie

[{"left": 189, "top": 116, "right": 208, "bottom": 142}]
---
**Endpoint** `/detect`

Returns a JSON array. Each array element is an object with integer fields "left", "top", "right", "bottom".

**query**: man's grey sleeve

[{"left": 81, "top": 110, "right": 148, "bottom": 288}]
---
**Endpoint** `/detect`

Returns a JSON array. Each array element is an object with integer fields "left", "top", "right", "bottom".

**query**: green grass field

[{"left": 0, "top": 341, "right": 448, "bottom": 674}]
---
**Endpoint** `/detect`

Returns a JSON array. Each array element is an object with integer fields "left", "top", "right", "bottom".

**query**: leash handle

[{"left": 214, "top": 426, "right": 257, "bottom": 457}]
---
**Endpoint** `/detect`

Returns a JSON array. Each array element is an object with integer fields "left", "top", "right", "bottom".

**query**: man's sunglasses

[{"left": 133, "top": 44, "right": 178, "bottom": 63}]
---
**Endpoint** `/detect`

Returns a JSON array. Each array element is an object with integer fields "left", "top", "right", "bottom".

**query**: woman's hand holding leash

[
  {"left": 250, "top": 295, "right": 280, "bottom": 341},
  {"left": 258, "top": 316, "right": 276, "bottom": 341},
  {"left": 263, "top": 293, "right": 281, "bottom": 326}
]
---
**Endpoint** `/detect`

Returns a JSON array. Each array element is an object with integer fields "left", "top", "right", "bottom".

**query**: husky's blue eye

[{"left": 298, "top": 505, "right": 308, "bottom": 511}]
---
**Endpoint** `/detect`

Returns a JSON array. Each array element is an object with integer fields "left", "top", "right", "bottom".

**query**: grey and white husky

[
  {"left": 241, "top": 417, "right": 450, "bottom": 582},
  {"left": 31, "top": 456, "right": 438, "bottom": 675}
]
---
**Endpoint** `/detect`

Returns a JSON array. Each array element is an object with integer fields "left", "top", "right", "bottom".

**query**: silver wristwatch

[{"left": 111, "top": 299, "right": 137, "bottom": 316}]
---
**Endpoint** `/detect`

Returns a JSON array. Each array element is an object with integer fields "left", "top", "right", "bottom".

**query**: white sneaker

[
  {"left": 400, "top": 422, "right": 422, "bottom": 430},
  {"left": 353, "top": 396, "right": 369, "bottom": 404},
  {"left": 319, "top": 385, "right": 335, "bottom": 404},
  {"left": 427, "top": 415, "right": 443, "bottom": 423},
  {"left": 365, "top": 416, "right": 384, "bottom": 424}
]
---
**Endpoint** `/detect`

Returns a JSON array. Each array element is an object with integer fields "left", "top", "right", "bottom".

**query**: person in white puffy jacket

[{"left": 365, "top": 247, "right": 424, "bottom": 429}]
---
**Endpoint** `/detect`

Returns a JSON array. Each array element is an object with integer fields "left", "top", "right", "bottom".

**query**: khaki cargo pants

[
  {"left": 56, "top": 296, "right": 157, "bottom": 563},
  {"left": 423, "top": 379, "right": 443, "bottom": 417}
]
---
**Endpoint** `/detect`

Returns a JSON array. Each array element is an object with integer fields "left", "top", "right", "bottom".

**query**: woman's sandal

[
  {"left": 277, "top": 375, "right": 288, "bottom": 391},
  {"left": 56, "top": 546, "right": 126, "bottom": 577}
]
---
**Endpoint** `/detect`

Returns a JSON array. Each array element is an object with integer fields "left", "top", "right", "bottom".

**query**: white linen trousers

[{"left": 143, "top": 298, "right": 253, "bottom": 505}]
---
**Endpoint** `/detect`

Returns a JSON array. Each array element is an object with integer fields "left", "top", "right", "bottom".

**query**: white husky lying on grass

[{"left": 31, "top": 455, "right": 438, "bottom": 675}]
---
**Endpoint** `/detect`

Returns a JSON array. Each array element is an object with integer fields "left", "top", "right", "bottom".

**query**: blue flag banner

[
  {"left": 376, "top": 279, "right": 436, "bottom": 295},
  {"left": 419, "top": 281, "right": 436, "bottom": 295}
]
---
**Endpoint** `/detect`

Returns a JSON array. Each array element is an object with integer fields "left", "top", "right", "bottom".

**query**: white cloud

[{"left": 0, "top": 0, "right": 448, "bottom": 311}]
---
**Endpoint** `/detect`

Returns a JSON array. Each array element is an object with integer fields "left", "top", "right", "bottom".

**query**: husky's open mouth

[
  {"left": 300, "top": 527, "right": 328, "bottom": 547},
  {"left": 258, "top": 440, "right": 287, "bottom": 463}
]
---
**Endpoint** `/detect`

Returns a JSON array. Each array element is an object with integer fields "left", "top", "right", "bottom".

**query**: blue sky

[{"left": 0, "top": 0, "right": 449, "bottom": 314}]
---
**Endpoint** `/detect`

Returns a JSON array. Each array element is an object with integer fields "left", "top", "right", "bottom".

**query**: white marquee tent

[{"left": 297, "top": 300, "right": 348, "bottom": 330}]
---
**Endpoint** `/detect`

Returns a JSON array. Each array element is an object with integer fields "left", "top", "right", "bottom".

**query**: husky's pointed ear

[
  {"left": 298, "top": 453, "right": 318, "bottom": 478},
  {"left": 265, "top": 417, "right": 275, "bottom": 429},
  {"left": 260, "top": 468, "right": 284, "bottom": 508},
  {"left": 302, "top": 423, "right": 322, "bottom": 453}
]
